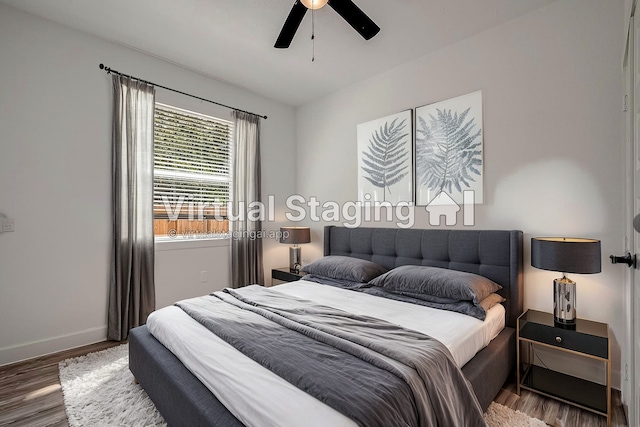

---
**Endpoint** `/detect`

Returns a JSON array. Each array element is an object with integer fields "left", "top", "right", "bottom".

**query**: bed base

[
  {"left": 129, "top": 324, "right": 515, "bottom": 426},
  {"left": 130, "top": 227, "right": 522, "bottom": 426},
  {"left": 129, "top": 325, "right": 244, "bottom": 427}
]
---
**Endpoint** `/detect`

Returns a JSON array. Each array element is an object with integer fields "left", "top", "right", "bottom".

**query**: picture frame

[
  {"left": 356, "top": 109, "right": 413, "bottom": 205},
  {"left": 414, "top": 90, "right": 483, "bottom": 206}
]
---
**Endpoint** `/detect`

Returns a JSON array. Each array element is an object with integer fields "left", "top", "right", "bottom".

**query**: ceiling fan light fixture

[
  {"left": 300, "top": 0, "right": 329, "bottom": 10},
  {"left": 274, "top": 0, "right": 380, "bottom": 49}
]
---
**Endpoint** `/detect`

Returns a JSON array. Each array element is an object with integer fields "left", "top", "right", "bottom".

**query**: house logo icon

[
  {"left": 425, "top": 192, "right": 459, "bottom": 225},
  {"left": 425, "top": 191, "right": 475, "bottom": 226}
]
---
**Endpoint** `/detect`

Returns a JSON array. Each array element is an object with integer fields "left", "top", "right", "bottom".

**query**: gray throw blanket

[{"left": 176, "top": 285, "right": 485, "bottom": 427}]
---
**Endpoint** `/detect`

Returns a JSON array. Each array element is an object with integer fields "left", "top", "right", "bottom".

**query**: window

[{"left": 154, "top": 103, "right": 233, "bottom": 239}]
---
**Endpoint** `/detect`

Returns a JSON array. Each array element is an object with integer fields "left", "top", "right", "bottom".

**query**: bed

[{"left": 129, "top": 226, "right": 523, "bottom": 426}]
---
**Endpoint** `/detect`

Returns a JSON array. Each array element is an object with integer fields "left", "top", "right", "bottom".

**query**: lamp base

[
  {"left": 554, "top": 320, "right": 577, "bottom": 330},
  {"left": 553, "top": 275, "right": 576, "bottom": 329},
  {"left": 289, "top": 246, "right": 302, "bottom": 273}
]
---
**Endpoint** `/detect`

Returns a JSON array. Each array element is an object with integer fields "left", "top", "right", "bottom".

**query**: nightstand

[
  {"left": 271, "top": 267, "right": 305, "bottom": 286},
  {"left": 517, "top": 309, "right": 610, "bottom": 426}
]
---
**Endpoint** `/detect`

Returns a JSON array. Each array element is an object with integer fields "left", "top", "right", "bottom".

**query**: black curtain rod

[{"left": 99, "top": 63, "right": 267, "bottom": 120}]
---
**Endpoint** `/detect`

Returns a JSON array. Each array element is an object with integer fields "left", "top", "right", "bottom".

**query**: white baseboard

[{"left": 0, "top": 326, "right": 107, "bottom": 367}]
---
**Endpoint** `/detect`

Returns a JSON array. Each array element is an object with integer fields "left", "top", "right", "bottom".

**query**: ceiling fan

[{"left": 275, "top": 0, "right": 380, "bottom": 49}]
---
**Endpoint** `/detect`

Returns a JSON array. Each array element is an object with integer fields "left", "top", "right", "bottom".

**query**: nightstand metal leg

[
  {"left": 516, "top": 333, "right": 521, "bottom": 395},
  {"left": 607, "top": 338, "right": 611, "bottom": 427}
]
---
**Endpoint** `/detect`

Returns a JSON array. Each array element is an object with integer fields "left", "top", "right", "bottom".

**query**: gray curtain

[
  {"left": 231, "top": 111, "right": 264, "bottom": 287},
  {"left": 108, "top": 75, "right": 156, "bottom": 341}
]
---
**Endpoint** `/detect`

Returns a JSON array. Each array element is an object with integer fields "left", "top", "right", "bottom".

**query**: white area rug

[
  {"left": 59, "top": 344, "right": 548, "bottom": 427},
  {"left": 59, "top": 344, "right": 166, "bottom": 427},
  {"left": 485, "top": 401, "right": 548, "bottom": 427}
]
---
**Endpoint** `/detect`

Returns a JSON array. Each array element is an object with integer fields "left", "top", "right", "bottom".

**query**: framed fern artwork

[
  {"left": 415, "top": 90, "right": 483, "bottom": 206},
  {"left": 357, "top": 110, "right": 413, "bottom": 205}
]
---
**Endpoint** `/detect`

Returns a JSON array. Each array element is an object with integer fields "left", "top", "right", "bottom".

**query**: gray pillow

[
  {"left": 368, "top": 265, "right": 501, "bottom": 304},
  {"left": 302, "top": 256, "right": 388, "bottom": 283}
]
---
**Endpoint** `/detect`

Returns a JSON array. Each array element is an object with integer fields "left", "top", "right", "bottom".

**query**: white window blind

[{"left": 154, "top": 103, "right": 233, "bottom": 219}]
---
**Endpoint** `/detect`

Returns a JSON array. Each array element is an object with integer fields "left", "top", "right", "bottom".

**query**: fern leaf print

[
  {"left": 358, "top": 111, "right": 412, "bottom": 202},
  {"left": 415, "top": 91, "right": 483, "bottom": 205}
]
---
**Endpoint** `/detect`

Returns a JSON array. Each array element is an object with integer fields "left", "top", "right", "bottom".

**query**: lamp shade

[
  {"left": 531, "top": 237, "right": 601, "bottom": 274},
  {"left": 280, "top": 227, "right": 311, "bottom": 244}
]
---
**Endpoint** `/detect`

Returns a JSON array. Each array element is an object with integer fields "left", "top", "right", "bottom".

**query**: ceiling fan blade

[
  {"left": 328, "top": 0, "right": 380, "bottom": 40},
  {"left": 275, "top": 1, "right": 308, "bottom": 48}
]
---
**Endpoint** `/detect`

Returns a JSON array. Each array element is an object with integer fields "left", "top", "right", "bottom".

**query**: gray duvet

[{"left": 176, "top": 285, "right": 486, "bottom": 427}]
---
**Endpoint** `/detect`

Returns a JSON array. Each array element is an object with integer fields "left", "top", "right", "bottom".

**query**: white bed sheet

[{"left": 146, "top": 280, "right": 505, "bottom": 427}]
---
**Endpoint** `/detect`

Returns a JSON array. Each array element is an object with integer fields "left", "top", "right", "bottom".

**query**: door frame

[{"left": 624, "top": 2, "right": 638, "bottom": 425}]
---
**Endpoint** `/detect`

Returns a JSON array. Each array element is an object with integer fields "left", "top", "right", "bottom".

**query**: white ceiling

[{"left": 1, "top": 0, "right": 556, "bottom": 106}]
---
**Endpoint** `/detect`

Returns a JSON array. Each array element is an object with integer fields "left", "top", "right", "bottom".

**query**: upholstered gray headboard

[{"left": 323, "top": 226, "right": 524, "bottom": 328}]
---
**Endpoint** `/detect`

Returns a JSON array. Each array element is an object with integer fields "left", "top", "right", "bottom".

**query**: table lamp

[
  {"left": 531, "top": 237, "right": 601, "bottom": 329},
  {"left": 280, "top": 227, "right": 311, "bottom": 273}
]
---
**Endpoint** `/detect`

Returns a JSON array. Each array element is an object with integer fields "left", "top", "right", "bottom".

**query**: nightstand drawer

[{"left": 520, "top": 322, "right": 607, "bottom": 359}]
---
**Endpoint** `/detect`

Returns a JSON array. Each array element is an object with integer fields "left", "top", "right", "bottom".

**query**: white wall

[
  {"left": 0, "top": 0, "right": 628, "bottom": 396},
  {"left": 0, "top": 4, "right": 296, "bottom": 365},
  {"left": 155, "top": 240, "right": 230, "bottom": 310},
  {"left": 296, "top": 0, "right": 626, "bottom": 387}
]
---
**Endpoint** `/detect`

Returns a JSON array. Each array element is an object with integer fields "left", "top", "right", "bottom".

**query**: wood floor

[
  {"left": 0, "top": 341, "right": 629, "bottom": 427},
  {"left": 494, "top": 379, "right": 627, "bottom": 427},
  {"left": 0, "top": 341, "right": 121, "bottom": 427}
]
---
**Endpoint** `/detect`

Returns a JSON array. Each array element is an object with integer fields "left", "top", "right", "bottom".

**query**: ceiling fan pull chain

[{"left": 311, "top": 5, "right": 315, "bottom": 62}]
